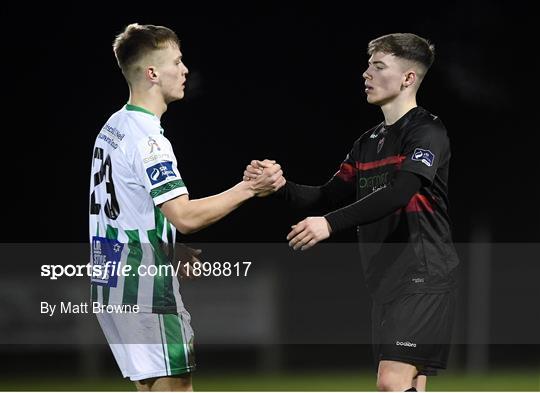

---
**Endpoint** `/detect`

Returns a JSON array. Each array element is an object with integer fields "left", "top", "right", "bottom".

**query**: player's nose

[{"left": 363, "top": 70, "right": 371, "bottom": 80}]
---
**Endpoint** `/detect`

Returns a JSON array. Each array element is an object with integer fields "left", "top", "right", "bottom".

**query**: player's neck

[
  {"left": 380, "top": 97, "right": 417, "bottom": 126},
  {"left": 128, "top": 90, "right": 167, "bottom": 119}
]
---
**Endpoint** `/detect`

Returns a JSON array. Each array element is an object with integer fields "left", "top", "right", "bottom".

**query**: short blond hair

[{"left": 113, "top": 23, "right": 180, "bottom": 75}]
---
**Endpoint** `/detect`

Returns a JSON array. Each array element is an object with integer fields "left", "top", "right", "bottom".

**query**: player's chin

[
  {"left": 167, "top": 92, "right": 185, "bottom": 103},
  {"left": 178, "top": 86, "right": 187, "bottom": 99},
  {"left": 366, "top": 95, "right": 384, "bottom": 106}
]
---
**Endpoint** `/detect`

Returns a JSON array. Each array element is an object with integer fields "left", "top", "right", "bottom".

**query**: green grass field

[{"left": 3, "top": 371, "right": 539, "bottom": 391}]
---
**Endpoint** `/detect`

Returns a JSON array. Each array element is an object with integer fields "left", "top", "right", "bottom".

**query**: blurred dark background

[
  {"left": 4, "top": 1, "right": 538, "bottom": 243},
  {"left": 1, "top": 1, "right": 538, "bottom": 388}
]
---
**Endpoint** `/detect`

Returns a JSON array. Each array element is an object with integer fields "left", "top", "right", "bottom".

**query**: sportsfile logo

[{"left": 396, "top": 341, "right": 417, "bottom": 347}]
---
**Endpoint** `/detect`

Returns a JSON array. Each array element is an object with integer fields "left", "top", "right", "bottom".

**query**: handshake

[
  {"left": 243, "top": 159, "right": 286, "bottom": 197},
  {"left": 242, "top": 159, "right": 332, "bottom": 250}
]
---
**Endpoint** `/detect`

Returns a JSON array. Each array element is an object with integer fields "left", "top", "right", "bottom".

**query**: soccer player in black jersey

[{"left": 245, "top": 33, "right": 458, "bottom": 391}]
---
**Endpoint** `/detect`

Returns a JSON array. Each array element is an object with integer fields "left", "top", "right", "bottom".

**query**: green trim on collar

[{"left": 125, "top": 104, "right": 155, "bottom": 116}]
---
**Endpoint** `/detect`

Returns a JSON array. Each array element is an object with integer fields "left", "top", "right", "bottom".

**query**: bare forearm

[
  {"left": 163, "top": 162, "right": 284, "bottom": 234},
  {"left": 185, "top": 182, "right": 254, "bottom": 231},
  {"left": 161, "top": 182, "right": 254, "bottom": 234}
]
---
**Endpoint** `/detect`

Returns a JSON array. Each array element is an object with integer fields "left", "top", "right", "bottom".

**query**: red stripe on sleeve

[{"left": 404, "top": 193, "right": 434, "bottom": 213}]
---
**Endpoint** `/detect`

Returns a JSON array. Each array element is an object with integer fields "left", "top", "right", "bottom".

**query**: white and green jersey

[{"left": 89, "top": 104, "right": 188, "bottom": 314}]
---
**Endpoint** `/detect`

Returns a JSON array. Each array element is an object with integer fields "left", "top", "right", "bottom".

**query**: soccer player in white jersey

[{"left": 89, "top": 23, "right": 285, "bottom": 391}]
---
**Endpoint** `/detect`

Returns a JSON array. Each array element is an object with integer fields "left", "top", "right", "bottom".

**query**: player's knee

[
  {"left": 135, "top": 375, "right": 193, "bottom": 392},
  {"left": 377, "top": 371, "right": 413, "bottom": 391}
]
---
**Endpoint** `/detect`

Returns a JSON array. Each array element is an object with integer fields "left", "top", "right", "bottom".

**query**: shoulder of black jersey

[{"left": 410, "top": 108, "right": 448, "bottom": 135}]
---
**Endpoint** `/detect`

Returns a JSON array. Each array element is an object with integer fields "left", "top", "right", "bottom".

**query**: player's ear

[
  {"left": 402, "top": 70, "right": 416, "bottom": 89},
  {"left": 146, "top": 66, "right": 159, "bottom": 82}
]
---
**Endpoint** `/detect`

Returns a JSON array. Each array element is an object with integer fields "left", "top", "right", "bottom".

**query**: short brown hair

[
  {"left": 113, "top": 23, "right": 180, "bottom": 74},
  {"left": 368, "top": 33, "right": 435, "bottom": 72}
]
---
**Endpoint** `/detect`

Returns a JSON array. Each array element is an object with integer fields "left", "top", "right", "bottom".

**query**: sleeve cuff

[
  {"left": 324, "top": 211, "right": 344, "bottom": 234},
  {"left": 151, "top": 181, "right": 189, "bottom": 205}
]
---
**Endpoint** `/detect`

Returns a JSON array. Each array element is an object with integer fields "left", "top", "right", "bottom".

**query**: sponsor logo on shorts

[
  {"left": 396, "top": 341, "right": 417, "bottom": 347},
  {"left": 412, "top": 148, "right": 435, "bottom": 167},
  {"left": 412, "top": 277, "right": 425, "bottom": 283},
  {"left": 146, "top": 161, "right": 177, "bottom": 185}
]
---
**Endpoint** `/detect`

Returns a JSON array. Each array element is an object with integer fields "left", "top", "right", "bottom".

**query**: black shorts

[{"left": 371, "top": 291, "right": 455, "bottom": 376}]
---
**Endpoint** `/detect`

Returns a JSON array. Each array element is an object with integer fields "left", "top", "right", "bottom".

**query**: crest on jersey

[
  {"left": 148, "top": 137, "right": 161, "bottom": 154},
  {"left": 370, "top": 125, "right": 386, "bottom": 139},
  {"left": 412, "top": 148, "right": 435, "bottom": 167},
  {"left": 377, "top": 137, "right": 385, "bottom": 154}
]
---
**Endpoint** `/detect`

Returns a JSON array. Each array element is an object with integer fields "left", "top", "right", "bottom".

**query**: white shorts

[{"left": 96, "top": 309, "right": 196, "bottom": 381}]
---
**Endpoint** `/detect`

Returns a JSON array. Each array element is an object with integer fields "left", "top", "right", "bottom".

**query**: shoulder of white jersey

[
  {"left": 94, "top": 109, "right": 128, "bottom": 153},
  {"left": 99, "top": 106, "right": 163, "bottom": 154},
  {"left": 133, "top": 132, "right": 187, "bottom": 205},
  {"left": 134, "top": 132, "right": 176, "bottom": 167}
]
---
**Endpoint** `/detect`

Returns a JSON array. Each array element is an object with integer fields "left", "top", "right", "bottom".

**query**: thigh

[
  {"left": 98, "top": 310, "right": 196, "bottom": 381},
  {"left": 377, "top": 359, "right": 418, "bottom": 391},
  {"left": 96, "top": 312, "right": 129, "bottom": 377},
  {"left": 135, "top": 374, "right": 192, "bottom": 391},
  {"left": 374, "top": 291, "right": 455, "bottom": 374}
]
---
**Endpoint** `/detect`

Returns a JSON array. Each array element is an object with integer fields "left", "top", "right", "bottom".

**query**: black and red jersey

[{"left": 334, "top": 106, "right": 459, "bottom": 301}]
